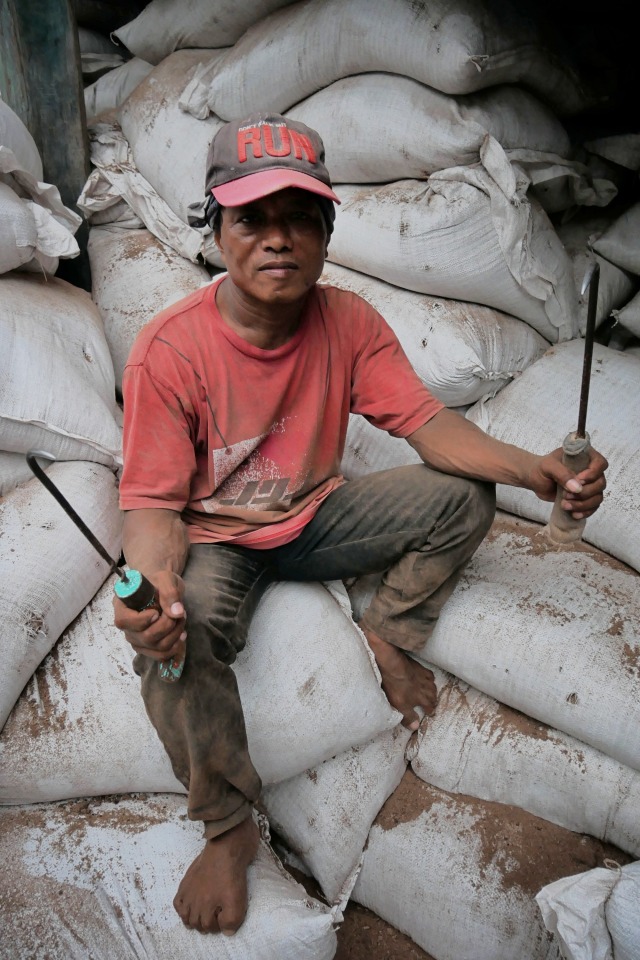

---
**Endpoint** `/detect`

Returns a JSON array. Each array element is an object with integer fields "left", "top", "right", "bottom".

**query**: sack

[
  {"left": 286, "top": 75, "right": 572, "bottom": 181},
  {"left": 466, "top": 341, "right": 640, "bottom": 572},
  {"left": 88, "top": 224, "right": 211, "bottom": 389},
  {"left": 536, "top": 861, "right": 640, "bottom": 960},
  {"left": 613, "top": 289, "right": 640, "bottom": 337},
  {"left": 194, "top": 0, "right": 590, "bottom": 121},
  {"left": 321, "top": 262, "right": 549, "bottom": 406},
  {"left": 84, "top": 57, "right": 153, "bottom": 120},
  {"left": 592, "top": 201, "right": 640, "bottom": 275},
  {"left": 411, "top": 667, "right": 640, "bottom": 857},
  {"left": 113, "top": 0, "right": 296, "bottom": 64},
  {"left": 262, "top": 724, "right": 411, "bottom": 908},
  {"left": 78, "top": 119, "right": 218, "bottom": 265},
  {"left": 0, "top": 796, "right": 338, "bottom": 960},
  {"left": 406, "top": 512, "right": 640, "bottom": 772},
  {"left": 584, "top": 133, "right": 640, "bottom": 171},
  {"left": 328, "top": 139, "right": 579, "bottom": 342},
  {"left": 352, "top": 773, "right": 629, "bottom": 960},
  {"left": 0, "top": 450, "right": 45, "bottom": 497},
  {"left": 0, "top": 98, "right": 42, "bottom": 179},
  {"left": 0, "top": 460, "right": 122, "bottom": 730},
  {"left": 556, "top": 212, "right": 637, "bottom": 334},
  {"left": 341, "top": 413, "right": 423, "bottom": 479},
  {"left": 117, "top": 49, "right": 225, "bottom": 238},
  {"left": 0, "top": 129, "right": 81, "bottom": 273},
  {"left": 0, "top": 580, "right": 400, "bottom": 801},
  {"left": 0, "top": 183, "right": 39, "bottom": 273},
  {"left": 0, "top": 272, "right": 122, "bottom": 466},
  {"left": 78, "top": 25, "right": 122, "bottom": 55}
]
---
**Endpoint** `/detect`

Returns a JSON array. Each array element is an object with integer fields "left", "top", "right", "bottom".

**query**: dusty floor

[
  {"left": 335, "top": 900, "right": 434, "bottom": 960},
  {"left": 284, "top": 856, "right": 434, "bottom": 960}
]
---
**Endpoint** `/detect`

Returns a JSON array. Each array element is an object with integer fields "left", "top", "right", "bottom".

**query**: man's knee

[
  {"left": 436, "top": 473, "right": 495, "bottom": 550},
  {"left": 467, "top": 478, "right": 496, "bottom": 538}
]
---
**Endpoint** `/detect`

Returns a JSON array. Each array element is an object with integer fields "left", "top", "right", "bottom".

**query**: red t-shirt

[{"left": 119, "top": 276, "right": 443, "bottom": 548}]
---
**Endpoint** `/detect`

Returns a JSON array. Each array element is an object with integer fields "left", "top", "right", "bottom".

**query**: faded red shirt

[{"left": 119, "top": 277, "right": 443, "bottom": 547}]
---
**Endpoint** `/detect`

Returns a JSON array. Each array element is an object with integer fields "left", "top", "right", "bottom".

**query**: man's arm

[
  {"left": 113, "top": 508, "right": 191, "bottom": 661},
  {"left": 407, "top": 408, "right": 607, "bottom": 519}
]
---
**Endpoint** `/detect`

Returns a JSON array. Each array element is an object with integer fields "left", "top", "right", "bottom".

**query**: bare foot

[
  {"left": 173, "top": 815, "right": 260, "bottom": 935},
  {"left": 362, "top": 628, "right": 437, "bottom": 730}
]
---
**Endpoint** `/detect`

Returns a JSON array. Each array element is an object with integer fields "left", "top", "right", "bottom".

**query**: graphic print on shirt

[{"left": 199, "top": 420, "right": 302, "bottom": 514}]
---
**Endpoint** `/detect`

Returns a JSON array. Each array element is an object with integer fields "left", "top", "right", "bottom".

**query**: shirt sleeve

[
  {"left": 349, "top": 295, "right": 444, "bottom": 436},
  {"left": 119, "top": 361, "right": 197, "bottom": 511}
]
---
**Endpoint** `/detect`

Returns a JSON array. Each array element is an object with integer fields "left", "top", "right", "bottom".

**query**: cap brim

[{"left": 212, "top": 169, "right": 340, "bottom": 206}]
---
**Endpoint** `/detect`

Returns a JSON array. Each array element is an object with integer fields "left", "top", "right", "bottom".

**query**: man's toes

[
  {"left": 173, "top": 893, "right": 189, "bottom": 923},
  {"left": 401, "top": 707, "right": 421, "bottom": 730},
  {"left": 218, "top": 892, "right": 248, "bottom": 935}
]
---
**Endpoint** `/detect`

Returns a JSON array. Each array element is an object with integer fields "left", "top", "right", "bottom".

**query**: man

[{"left": 114, "top": 114, "right": 607, "bottom": 937}]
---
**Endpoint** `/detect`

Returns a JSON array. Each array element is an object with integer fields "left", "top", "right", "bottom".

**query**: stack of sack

[
  {"left": 0, "top": 99, "right": 82, "bottom": 277},
  {"left": 2, "top": 0, "right": 640, "bottom": 957},
  {"left": 76, "top": 0, "right": 153, "bottom": 122}
]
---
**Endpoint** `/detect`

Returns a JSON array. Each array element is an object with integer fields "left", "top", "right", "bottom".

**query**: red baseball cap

[{"left": 205, "top": 114, "right": 340, "bottom": 207}]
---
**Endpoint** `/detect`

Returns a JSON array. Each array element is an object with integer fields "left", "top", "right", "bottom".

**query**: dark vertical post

[{"left": 0, "top": 0, "right": 91, "bottom": 290}]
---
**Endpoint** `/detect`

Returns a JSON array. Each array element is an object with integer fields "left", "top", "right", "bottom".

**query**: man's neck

[{"left": 215, "top": 277, "right": 308, "bottom": 350}]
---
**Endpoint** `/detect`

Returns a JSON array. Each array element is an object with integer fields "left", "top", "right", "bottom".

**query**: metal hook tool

[
  {"left": 26, "top": 450, "right": 185, "bottom": 682},
  {"left": 546, "top": 260, "right": 600, "bottom": 543}
]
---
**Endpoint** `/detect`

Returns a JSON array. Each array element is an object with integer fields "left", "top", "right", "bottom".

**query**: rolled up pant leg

[
  {"left": 134, "top": 543, "right": 273, "bottom": 838},
  {"left": 266, "top": 464, "right": 496, "bottom": 653}
]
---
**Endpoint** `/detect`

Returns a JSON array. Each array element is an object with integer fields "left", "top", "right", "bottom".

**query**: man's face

[{"left": 215, "top": 188, "right": 329, "bottom": 308}]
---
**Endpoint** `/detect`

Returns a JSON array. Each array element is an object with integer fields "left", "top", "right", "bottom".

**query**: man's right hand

[{"left": 113, "top": 569, "right": 187, "bottom": 662}]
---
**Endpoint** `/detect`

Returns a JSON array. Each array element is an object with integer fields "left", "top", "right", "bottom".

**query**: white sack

[
  {"left": 404, "top": 512, "right": 640, "bottom": 772},
  {"left": 0, "top": 460, "right": 121, "bottom": 731},
  {"left": 78, "top": 25, "right": 122, "bottom": 55},
  {"left": 192, "top": 0, "right": 589, "bottom": 121},
  {"left": 0, "top": 145, "right": 81, "bottom": 236},
  {"left": 76, "top": 154, "right": 144, "bottom": 229},
  {"left": 0, "top": 796, "right": 338, "bottom": 960},
  {"left": 262, "top": 724, "right": 411, "bottom": 909},
  {"left": 286, "top": 76, "right": 572, "bottom": 181},
  {"left": 0, "top": 97, "right": 42, "bottom": 180},
  {"left": 0, "top": 272, "right": 122, "bottom": 466},
  {"left": 556, "top": 213, "right": 637, "bottom": 334},
  {"left": 84, "top": 56, "right": 153, "bottom": 120},
  {"left": 0, "top": 182, "right": 38, "bottom": 273},
  {"left": 78, "top": 119, "right": 218, "bottom": 265},
  {"left": 411, "top": 667, "right": 640, "bottom": 857},
  {"left": 285, "top": 76, "right": 615, "bottom": 215},
  {"left": 0, "top": 579, "right": 400, "bottom": 802},
  {"left": 81, "top": 51, "right": 127, "bottom": 82},
  {"left": 113, "top": 0, "right": 296, "bottom": 64},
  {"left": 605, "top": 861, "right": 640, "bottom": 960},
  {"left": 88, "top": 224, "right": 212, "bottom": 389},
  {"left": 352, "top": 774, "right": 627, "bottom": 960},
  {"left": 585, "top": 133, "right": 640, "bottom": 171},
  {"left": 0, "top": 183, "right": 81, "bottom": 275},
  {"left": 510, "top": 150, "right": 617, "bottom": 216},
  {"left": 0, "top": 141, "right": 81, "bottom": 273},
  {"left": 0, "top": 449, "right": 48, "bottom": 497},
  {"left": 117, "top": 49, "right": 225, "bottom": 239},
  {"left": 341, "top": 413, "right": 424, "bottom": 480},
  {"left": 466, "top": 341, "right": 640, "bottom": 572},
  {"left": 321, "top": 262, "right": 549, "bottom": 406},
  {"left": 613, "top": 289, "right": 640, "bottom": 337},
  {"left": 592, "top": 201, "right": 640, "bottom": 275},
  {"left": 536, "top": 861, "right": 640, "bottom": 960},
  {"left": 329, "top": 139, "right": 580, "bottom": 342}
]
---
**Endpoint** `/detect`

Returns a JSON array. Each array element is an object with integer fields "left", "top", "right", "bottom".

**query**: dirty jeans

[{"left": 134, "top": 465, "right": 495, "bottom": 839}]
